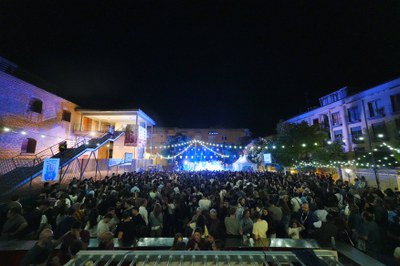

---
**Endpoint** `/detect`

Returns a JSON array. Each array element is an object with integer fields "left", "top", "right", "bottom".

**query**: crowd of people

[{"left": 1, "top": 170, "right": 400, "bottom": 265}]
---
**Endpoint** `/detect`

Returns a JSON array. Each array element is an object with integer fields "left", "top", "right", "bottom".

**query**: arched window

[
  {"left": 21, "top": 138, "right": 37, "bottom": 154},
  {"left": 29, "top": 98, "right": 43, "bottom": 114}
]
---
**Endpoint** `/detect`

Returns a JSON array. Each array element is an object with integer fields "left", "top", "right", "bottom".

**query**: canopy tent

[{"left": 232, "top": 155, "right": 256, "bottom": 171}]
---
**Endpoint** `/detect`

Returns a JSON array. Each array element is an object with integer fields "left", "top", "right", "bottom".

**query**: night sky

[{"left": 1, "top": 1, "right": 400, "bottom": 137}]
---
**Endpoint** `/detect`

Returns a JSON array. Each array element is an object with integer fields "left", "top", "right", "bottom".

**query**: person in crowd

[
  {"left": 295, "top": 203, "right": 318, "bottom": 239},
  {"left": 5, "top": 168, "right": 399, "bottom": 260},
  {"left": 186, "top": 227, "right": 208, "bottom": 250},
  {"left": 85, "top": 208, "right": 100, "bottom": 238},
  {"left": 1, "top": 207, "right": 28, "bottom": 240},
  {"left": 225, "top": 207, "right": 243, "bottom": 237},
  {"left": 207, "top": 208, "right": 222, "bottom": 239},
  {"left": 199, "top": 194, "right": 211, "bottom": 210},
  {"left": 171, "top": 232, "right": 186, "bottom": 250},
  {"left": 66, "top": 239, "right": 84, "bottom": 265},
  {"left": 132, "top": 206, "right": 147, "bottom": 237},
  {"left": 235, "top": 197, "right": 246, "bottom": 222},
  {"left": 241, "top": 209, "right": 253, "bottom": 236},
  {"left": 117, "top": 212, "right": 137, "bottom": 247},
  {"left": 149, "top": 203, "right": 163, "bottom": 237},
  {"left": 98, "top": 231, "right": 114, "bottom": 250},
  {"left": 288, "top": 219, "right": 304, "bottom": 240},
  {"left": 97, "top": 213, "right": 113, "bottom": 238},
  {"left": 253, "top": 211, "right": 268, "bottom": 246},
  {"left": 355, "top": 211, "right": 382, "bottom": 258},
  {"left": 139, "top": 198, "right": 149, "bottom": 226},
  {"left": 59, "top": 221, "right": 89, "bottom": 264},
  {"left": 55, "top": 207, "right": 77, "bottom": 238},
  {"left": 20, "top": 228, "right": 69, "bottom": 266}
]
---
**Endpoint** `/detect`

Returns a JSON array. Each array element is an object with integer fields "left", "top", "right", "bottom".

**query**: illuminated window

[
  {"left": 333, "top": 129, "right": 343, "bottom": 142},
  {"left": 350, "top": 126, "right": 363, "bottom": 143},
  {"left": 331, "top": 112, "right": 341, "bottom": 126},
  {"left": 368, "top": 99, "right": 384, "bottom": 117},
  {"left": 62, "top": 110, "right": 71, "bottom": 122},
  {"left": 29, "top": 98, "right": 43, "bottom": 114},
  {"left": 347, "top": 106, "right": 360, "bottom": 123}
]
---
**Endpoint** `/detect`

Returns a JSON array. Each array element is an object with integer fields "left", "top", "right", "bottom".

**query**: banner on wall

[
  {"left": 124, "top": 152, "right": 133, "bottom": 163},
  {"left": 263, "top": 153, "right": 272, "bottom": 164},
  {"left": 42, "top": 158, "right": 60, "bottom": 182},
  {"left": 124, "top": 124, "right": 138, "bottom": 146}
]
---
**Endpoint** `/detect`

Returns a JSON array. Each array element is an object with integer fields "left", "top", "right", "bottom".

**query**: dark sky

[{"left": 1, "top": 1, "right": 400, "bottom": 137}]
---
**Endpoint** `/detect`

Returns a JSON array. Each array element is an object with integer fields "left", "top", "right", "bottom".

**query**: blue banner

[
  {"left": 42, "top": 158, "right": 60, "bottom": 182},
  {"left": 125, "top": 152, "right": 133, "bottom": 163}
]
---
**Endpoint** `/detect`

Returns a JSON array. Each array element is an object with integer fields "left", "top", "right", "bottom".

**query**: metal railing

[
  {"left": 64, "top": 250, "right": 342, "bottom": 266},
  {"left": 0, "top": 135, "right": 94, "bottom": 176}
]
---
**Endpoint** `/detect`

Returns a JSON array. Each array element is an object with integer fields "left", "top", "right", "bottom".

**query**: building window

[
  {"left": 29, "top": 98, "right": 43, "bottom": 114},
  {"left": 391, "top": 93, "right": 400, "bottom": 113},
  {"left": 334, "top": 129, "right": 343, "bottom": 142},
  {"left": 368, "top": 99, "right": 384, "bottom": 117},
  {"left": 350, "top": 126, "right": 363, "bottom": 143},
  {"left": 21, "top": 138, "right": 37, "bottom": 154},
  {"left": 320, "top": 114, "right": 330, "bottom": 129},
  {"left": 331, "top": 112, "right": 341, "bottom": 126},
  {"left": 347, "top": 106, "right": 361, "bottom": 123},
  {"left": 371, "top": 122, "right": 387, "bottom": 141},
  {"left": 62, "top": 110, "right": 71, "bottom": 122}
]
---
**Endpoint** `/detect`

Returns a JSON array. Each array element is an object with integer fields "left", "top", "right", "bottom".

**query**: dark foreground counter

[{"left": 0, "top": 238, "right": 385, "bottom": 266}]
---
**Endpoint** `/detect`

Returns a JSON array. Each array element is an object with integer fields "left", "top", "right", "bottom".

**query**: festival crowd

[{"left": 1, "top": 170, "right": 400, "bottom": 265}]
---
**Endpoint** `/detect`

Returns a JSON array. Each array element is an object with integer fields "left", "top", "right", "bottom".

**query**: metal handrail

[{"left": 0, "top": 134, "right": 94, "bottom": 176}]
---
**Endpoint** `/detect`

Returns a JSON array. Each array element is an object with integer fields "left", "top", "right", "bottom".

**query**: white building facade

[{"left": 286, "top": 78, "right": 400, "bottom": 154}]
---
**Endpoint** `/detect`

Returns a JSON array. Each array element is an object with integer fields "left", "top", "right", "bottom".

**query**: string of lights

[
  {"left": 2, "top": 126, "right": 71, "bottom": 141},
  {"left": 197, "top": 141, "right": 229, "bottom": 158},
  {"left": 156, "top": 143, "right": 193, "bottom": 159}
]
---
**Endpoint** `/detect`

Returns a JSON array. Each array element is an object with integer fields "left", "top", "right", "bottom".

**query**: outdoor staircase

[{"left": 0, "top": 131, "right": 125, "bottom": 197}]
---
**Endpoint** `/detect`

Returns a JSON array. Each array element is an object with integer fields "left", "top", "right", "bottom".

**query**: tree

[
  {"left": 160, "top": 133, "right": 191, "bottom": 162},
  {"left": 272, "top": 121, "right": 345, "bottom": 167}
]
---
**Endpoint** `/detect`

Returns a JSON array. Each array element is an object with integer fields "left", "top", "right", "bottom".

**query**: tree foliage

[
  {"left": 269, "top": 121, "right": 345, "bottom": 166},
  {"left": 160, "top": 133, "right": 191, "bottom": 159}
]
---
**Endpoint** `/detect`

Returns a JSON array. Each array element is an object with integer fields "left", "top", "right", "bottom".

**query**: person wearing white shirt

[
  {"left": 198, "top": 195, "right": 211, "bottom": 211},
  {"left": 97, "top": 213, "right": 113, "bottom": 239},
  {"left": 290, "top": 194, "right": 302, "bottom": 213},
  {"left": 139, "top": 199, "right": 149, "bottom": 226},
  {"left": 288, "top": 219, "right": 304, "bottom": 239}
]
